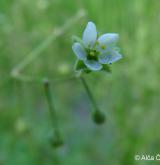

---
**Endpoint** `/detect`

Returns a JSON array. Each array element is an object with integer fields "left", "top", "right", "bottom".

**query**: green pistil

[
  {"left": 90, "top": 51, "right": 96, "bottom": 57},
  {"left": 87, "top": 49, "right": 99, "bottom": 61}
]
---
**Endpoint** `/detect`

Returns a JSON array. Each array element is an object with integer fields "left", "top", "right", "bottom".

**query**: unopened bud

[
  {"left": 92, "top": 110, "right": 106, "bottom": 124},
  {"left": 50, "top": 134, "right": 63, "bottom": 148}
]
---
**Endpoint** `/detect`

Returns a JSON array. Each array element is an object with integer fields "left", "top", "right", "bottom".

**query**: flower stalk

[
  {"left": 80, "top": 76, "right": 105, "bottom": 124},
  {"left": 80, "top": 76, "right": 98, "bottom": 110},
  {"left": 43, "top": 79, "right": 63, "bottom": 147}
]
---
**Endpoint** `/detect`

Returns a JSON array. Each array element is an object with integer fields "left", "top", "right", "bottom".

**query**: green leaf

[{"left": 102, "top": 64, "right": 111, "bottom": 72}]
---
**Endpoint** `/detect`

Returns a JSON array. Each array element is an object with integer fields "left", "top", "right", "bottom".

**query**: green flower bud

[
  {"left": 51, "top": 138, "right": 64, "bottom": 148},
  {"left": 49, "top": 131, "right": 64, "bottom": 148},
  {"left": 92, "top": 110, "right": 106, "bottom": 124}
]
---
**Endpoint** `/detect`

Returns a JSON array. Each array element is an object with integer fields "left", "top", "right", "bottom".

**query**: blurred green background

[{"left": 0, "top": 0, "right": 160, "bottom": 164}]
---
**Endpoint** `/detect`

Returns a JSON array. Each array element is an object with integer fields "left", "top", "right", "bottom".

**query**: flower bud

[
  {"left": 92, "top": 110, "right": 106, "bottom": 124},
  {"left": 50, "top": 136, "right": 64, "bottom": 148}
]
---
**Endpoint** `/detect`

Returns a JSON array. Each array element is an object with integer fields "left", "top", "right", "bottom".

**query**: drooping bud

[
  {"left": 92, "top": 110, "right": 106, "bottom": 124},
  {"left": 51, "top": 138, "right": 64, "bottom": 148},
  {"left": 50, "top": 131, "right": 64, "bottom": 148}
]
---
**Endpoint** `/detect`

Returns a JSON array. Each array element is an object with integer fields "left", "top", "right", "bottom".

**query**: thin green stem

[
  {"left": 43, "top": 79, "right": 63, "bottom": 147},
  {"left": 11, "top": 9, "right": 86, "bottom": 75},
  {"left": 80, "top": 76, "right": 98, "bottom": 111},
  {"left": 44, "top": 79, "right": 58, "bottom": 127},
  {"left": 12, "top": 72, "right": 77, "bottom": 84},
  {"left": 80, "top": 76, "right": 106, "bottom": 124}
]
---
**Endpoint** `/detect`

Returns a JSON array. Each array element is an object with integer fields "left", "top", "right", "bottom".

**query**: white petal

[
  {"left": 84, "top": 60, "right": 102, "bottom": 71},
  {"left": 82, "top": 22, "right": 97, "bottom": 48},
  {"left": 98, "top": 33, "right": 119, "bottom": 47},
  {"left": 98, "top": 52, "right": 111, "bottom": 64},
  {"left": 99, "top": 50, "right": 122, "bottom": 64},
  {"left": 110, "top": 52, "right": 122, "bottom": 63},
  {"left": 72, "top": 42, "right": 87, "bottom": 60}
]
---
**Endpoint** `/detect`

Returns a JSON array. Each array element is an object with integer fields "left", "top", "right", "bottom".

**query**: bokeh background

[{"left": 0, "top": 0, "right": 160, "bottom": 164}]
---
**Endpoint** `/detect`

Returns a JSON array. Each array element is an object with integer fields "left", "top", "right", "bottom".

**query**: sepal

[
  {"left": 102, "top": 64, "right": 111, "bottom": 73},
  {"left": 74, "top": 60, "right": 87, "bottom": 71},
  {"left": 72, "top": 35, "right": 84, "bottom": 46}
]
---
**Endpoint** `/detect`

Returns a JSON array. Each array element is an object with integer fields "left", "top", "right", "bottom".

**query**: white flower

[{"left": 72, "top": 22, "right": 122, "bottom": 71}]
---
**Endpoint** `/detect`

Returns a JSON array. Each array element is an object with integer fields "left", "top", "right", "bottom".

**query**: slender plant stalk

[
  {"left": 43, "top": 79, "right": 63, "bottom": 147},
  {"left": 13, "top": 72, "right": 77, "bottom": 84},
  {"left": 11, "top": 9, "right": 86, "bottom": 78},
  {"left": 80, "top": 76, "right": 106, "bottom": 124},
  {"left": 80, "top": 76, "right": 98, "bottom": 111}
]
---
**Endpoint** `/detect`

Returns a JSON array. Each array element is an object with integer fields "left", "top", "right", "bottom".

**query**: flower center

[{"left": 87, "top": 49, "right": 99, "bottom": 61}]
